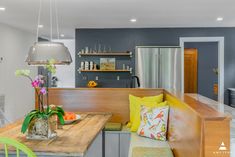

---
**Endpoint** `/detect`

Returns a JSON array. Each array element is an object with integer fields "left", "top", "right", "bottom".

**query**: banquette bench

[{"left": 36, "top": 88, "right": 231, "bottom": 157}]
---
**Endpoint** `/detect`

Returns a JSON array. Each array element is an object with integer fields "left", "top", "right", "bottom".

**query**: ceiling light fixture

[
  {"left": 217, "top": 17, "right": 223, "bottom": 21},
  {"left": 130, "top": 18, "right": 137, "bottom": 23},
  {"left": 26, "top": 0, "right": 72, "bottom": 65},
  {"left": 38, "top": 25, "right": 44, "bottom": 28},
  {"left": 0, "top": 7, "right": 6, "bottom": 11}
]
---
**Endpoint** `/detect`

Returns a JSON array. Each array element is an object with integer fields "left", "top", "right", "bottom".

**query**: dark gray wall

[
  {"left": 76, "top": 28, "right": 235, "bottom": 104},
  {"left": 185, "top": 42, "right": 218, "bottom": 100}
]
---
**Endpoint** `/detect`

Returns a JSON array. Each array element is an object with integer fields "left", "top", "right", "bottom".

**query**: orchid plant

[{"left": 15, "top": 59, "right": 65, "bottom": 134}]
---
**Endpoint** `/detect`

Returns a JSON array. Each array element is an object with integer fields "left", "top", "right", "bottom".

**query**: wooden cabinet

[{"left": 105, "top": 131, "right": 130, "bottom": 157}]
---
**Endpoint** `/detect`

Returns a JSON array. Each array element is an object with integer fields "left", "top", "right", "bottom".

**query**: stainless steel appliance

[{"left": 136, "top": 46, "right": 181, "bottom": 91}]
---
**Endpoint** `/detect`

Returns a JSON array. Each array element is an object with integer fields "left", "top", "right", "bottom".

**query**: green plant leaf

[
  {"left": 46, "top": 106, "right": 51, "bottom": 114},
  {"left": 57, "top": 112, "right": 65, "bottom": 125},
  {"left": 21, "top": 114, "right": 35, "bottom": 133},
  {"left": 48, "top": 110, "right": 58, "bottom": 117},
  {"left": 56, "top": 106, "right": 65, "bottom": 115}
]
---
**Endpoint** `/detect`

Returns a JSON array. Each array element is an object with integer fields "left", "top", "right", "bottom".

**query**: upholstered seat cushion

[
  {"left": 132, "top": 147, "right": 174, "bottom": 157},
  {"left": 128, "top": 133, "right": 171, "bottom": 156}
]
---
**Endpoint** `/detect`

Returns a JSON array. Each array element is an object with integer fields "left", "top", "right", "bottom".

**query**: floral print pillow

[{"left": 137, "top": 105, "right": 169, "bottom": 141}]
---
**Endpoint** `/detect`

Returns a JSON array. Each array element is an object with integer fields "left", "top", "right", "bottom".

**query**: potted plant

[{"left": 15, "top": 59, "right": 65, "bottom": 140}]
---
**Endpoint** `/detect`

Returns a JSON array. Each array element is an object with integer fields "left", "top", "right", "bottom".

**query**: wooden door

[{"left": 184, "top": 48, "right": 198, "bottom": 93}]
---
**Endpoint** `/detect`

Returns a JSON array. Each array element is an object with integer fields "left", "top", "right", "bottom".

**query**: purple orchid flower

[
  {"left": 31, "top": 80, "right": 40, "bottom": 88},
  {"left": 40, "top": 87, "right": 47, "bottom": 95},
  {"left": 31, "top": 75, "right": 45, "bottom": 88}
]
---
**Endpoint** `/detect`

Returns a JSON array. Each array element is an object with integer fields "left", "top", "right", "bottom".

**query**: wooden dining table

[{"left": 0, "top": 112, "right": 111, "bottom": 157}]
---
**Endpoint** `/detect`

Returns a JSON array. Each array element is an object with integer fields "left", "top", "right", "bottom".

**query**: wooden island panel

[{"left": 0, "top": 113, "right": 111, "bottom": 157}]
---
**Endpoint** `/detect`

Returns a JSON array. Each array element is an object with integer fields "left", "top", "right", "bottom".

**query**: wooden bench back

[
  {"left": 36, "top": 88, "right": 163, "bottom": 124},
  {"left": 164, "top": 90, "right": 230, "bottom": 157}
]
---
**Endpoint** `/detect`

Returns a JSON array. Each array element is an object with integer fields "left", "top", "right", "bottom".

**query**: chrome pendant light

[{"left": 26, "top": 0, "right": 72, "bottom": 65}]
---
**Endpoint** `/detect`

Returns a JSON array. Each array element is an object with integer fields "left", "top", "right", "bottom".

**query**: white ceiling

[{"left": 0, "top": 0, "right": 235, "bottom": 39}]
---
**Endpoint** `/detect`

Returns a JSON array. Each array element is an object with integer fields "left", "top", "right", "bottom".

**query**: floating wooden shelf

[
  {"left": 78, "top": 69, "right": 132, "bottom": 74},
  {"left": 78, "top": 52, "right": 132, "bottom": 57},
  {"left": 79, "top": 69, "right": 131, "bottom": 72}
]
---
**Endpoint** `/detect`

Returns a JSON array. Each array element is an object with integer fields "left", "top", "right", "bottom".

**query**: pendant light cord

[
  {"left": 36, "top": 0, "right": 42, "bottom": 42},
  {"left": 55, "top": 0, "right": 60, "bottom": 40},
  {"left": 36, "top": 0, "right": 59, "bottom": 42},
  {"left": 50, "top": 0, "right": 53, "bottom": 41}
]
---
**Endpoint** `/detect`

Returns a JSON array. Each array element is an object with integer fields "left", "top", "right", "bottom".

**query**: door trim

[{"left": 179, "top": 37, "right": 224, "bottom": 104}]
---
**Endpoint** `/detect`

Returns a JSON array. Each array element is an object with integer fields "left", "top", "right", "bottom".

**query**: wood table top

[{"left": 0, "top": 112, "right": 112, "bottom": 156}]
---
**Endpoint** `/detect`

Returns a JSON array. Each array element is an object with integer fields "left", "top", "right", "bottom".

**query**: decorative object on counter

[
  {"left": 100, "top": 58, "right": 116, "bottom": 70},
  {"left": 51, "top": 76, "right": 58, "bottom": 87},
  {"left": 15, "top": 61, "right": 65, "bottom": 140},
  {"left": 87, "top": 81, "right": 98, "bottom": 88},
  {"left": 63, "top": 112, "right": 81, "bottom": 124},
  {"left": 18, "top": 0, "right": 72, "bottom": 140}
]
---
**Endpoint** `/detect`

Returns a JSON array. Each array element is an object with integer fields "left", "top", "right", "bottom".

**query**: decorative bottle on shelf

[
  {"left": 89, "top": 61, "right": 93, "bottom": 70},
  {"left": 85, "top": 61, "right": 89, "bottom": 70},
  {"left": 81, "top": 62, "right": 84, "bottom": 70}
]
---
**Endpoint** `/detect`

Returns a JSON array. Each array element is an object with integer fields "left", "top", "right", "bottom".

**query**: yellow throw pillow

[
  {"left": 130, "top": 101, "right": 168, "bottom": 132},
  {"left": 129, "top": 94, "right": 163, "bottom": 127}
]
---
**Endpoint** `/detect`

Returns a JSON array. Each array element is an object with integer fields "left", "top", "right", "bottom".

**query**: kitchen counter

[{"left": 0, "top": 112, "right": 111, "bottom": 157}]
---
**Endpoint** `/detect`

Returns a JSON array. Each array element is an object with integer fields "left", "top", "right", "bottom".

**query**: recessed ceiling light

[
  {"left": 60, "top": 34, "right": 65, "bottom": 37},
  {"left": 38, "top": 25, "right": 44, "bottom": 28},
  {"left": 130, "top": 18, "right": 137, "bottom": 23},
  {"left": 217, "top": 17, "right": 223, "bottom": 21},
  {"left": 0, "top": 7, "right": 6, "bottom": 11}
]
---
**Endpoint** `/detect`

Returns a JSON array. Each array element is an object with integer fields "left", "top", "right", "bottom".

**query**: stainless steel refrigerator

[{"left": 136, "top": 46, "right": 181, "bottom": 92}]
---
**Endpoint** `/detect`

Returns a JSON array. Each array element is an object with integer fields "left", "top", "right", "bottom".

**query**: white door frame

[{"left": 179, "top": 37, "right": 224, "bottom": 103}]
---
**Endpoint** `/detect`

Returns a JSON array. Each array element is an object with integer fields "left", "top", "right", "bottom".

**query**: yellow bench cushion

[{"left": 129, "top": 94, "right": 163, "bottom": 130}]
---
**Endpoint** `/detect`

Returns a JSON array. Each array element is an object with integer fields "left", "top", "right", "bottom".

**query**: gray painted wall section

[{"left": 76, "top": 28, "right": 235, "bottom": 104}]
